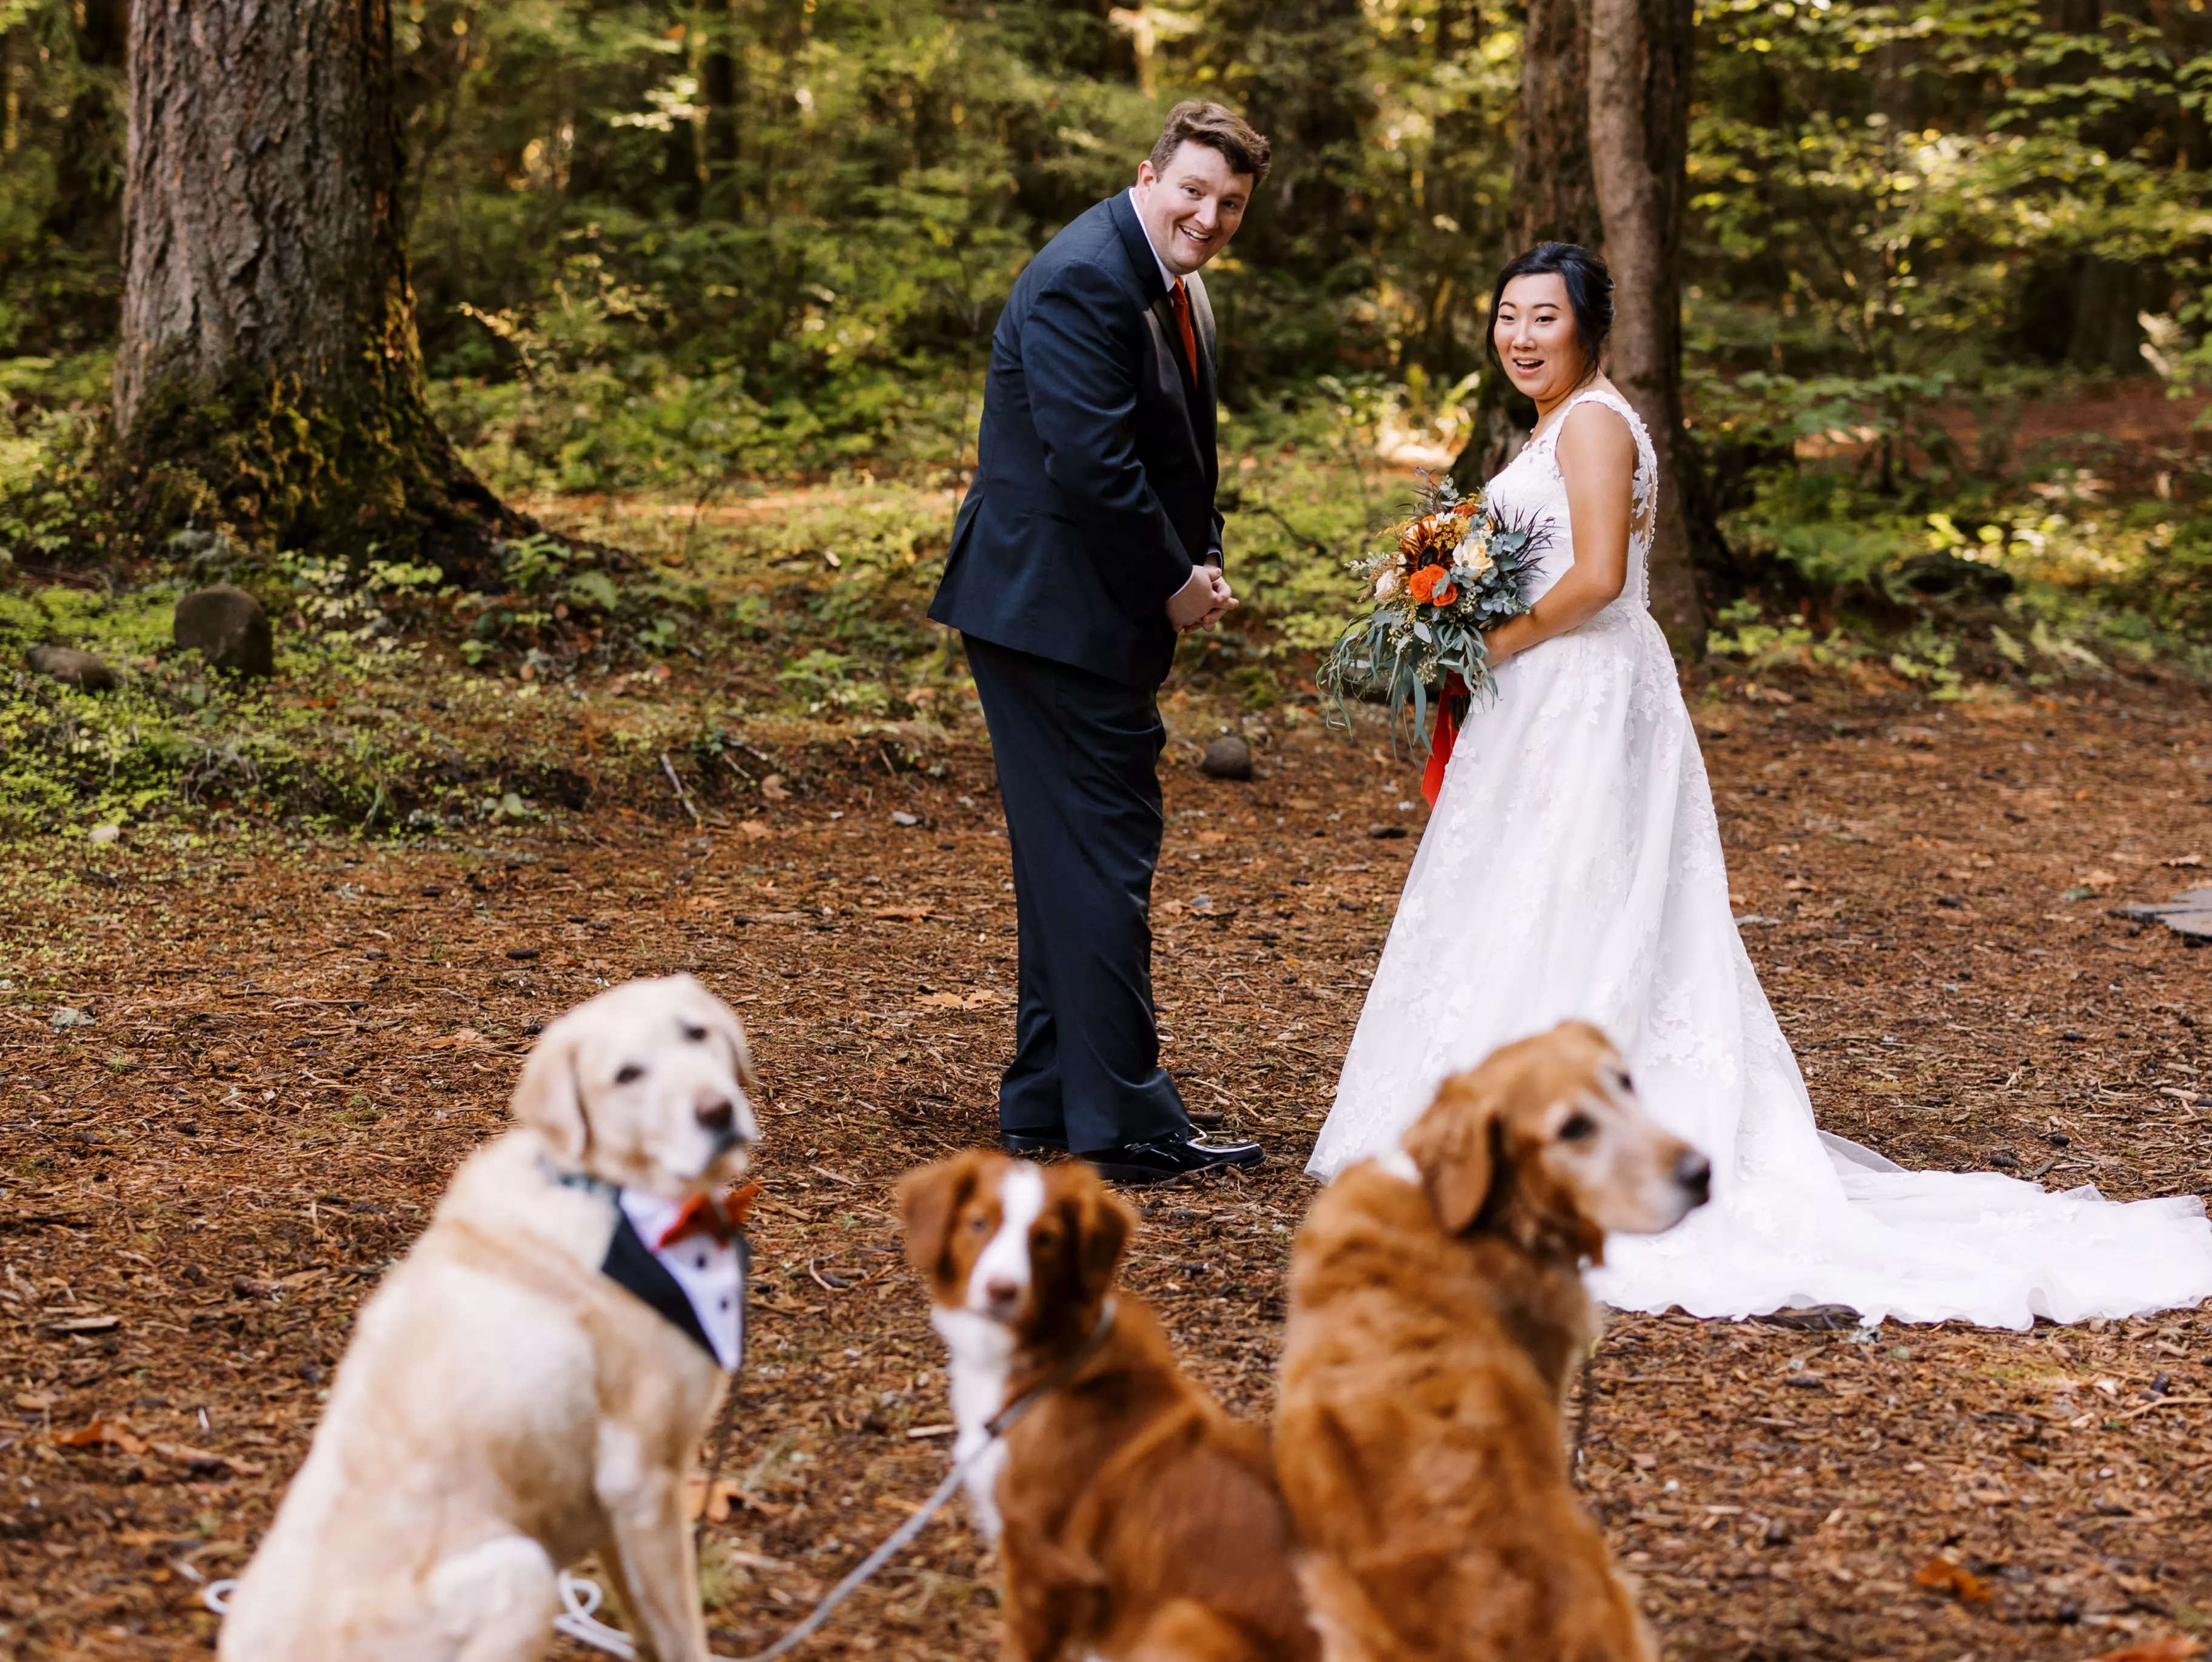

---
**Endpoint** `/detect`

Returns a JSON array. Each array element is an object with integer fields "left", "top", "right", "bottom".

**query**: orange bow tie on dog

[{"left": 651, "top": 1180, "right": 763, "bottom": 1251}]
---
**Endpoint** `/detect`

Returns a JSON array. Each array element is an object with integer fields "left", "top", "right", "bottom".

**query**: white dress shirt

[{"left": 1127, "top": 187, "right": 1179, "bottom": 292}]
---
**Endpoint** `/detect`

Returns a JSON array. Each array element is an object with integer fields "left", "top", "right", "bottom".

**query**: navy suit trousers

[{"left": 964, "top": 634, "right": 1191, "bottom": 1154}]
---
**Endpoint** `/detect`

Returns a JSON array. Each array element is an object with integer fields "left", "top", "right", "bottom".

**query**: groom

[{"left": 930, "top": 102, "right": 1270, "bottom": 1185}]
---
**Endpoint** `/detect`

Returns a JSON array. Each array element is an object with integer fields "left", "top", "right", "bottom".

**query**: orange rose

[
  {"left": 1407, "top": 566, "right": 1443, "bottom": 603},
  {"left": 1432, "top": 582, "right": 1459, "bottom": 606}
]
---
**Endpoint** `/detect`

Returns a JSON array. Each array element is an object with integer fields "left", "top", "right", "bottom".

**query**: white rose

[{"left": 1375, "top": 569, "right": 1406, "bottom": 600}]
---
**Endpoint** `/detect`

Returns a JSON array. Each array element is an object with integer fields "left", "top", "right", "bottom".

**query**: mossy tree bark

[
  {"left": 112, "top": 0, "right": 522, "bottom": 574},
  {"left": 1447, "top": 0, "right": 1601, "bottom": 491},
  {"left": 1448, "top": 0, "right": 1718, "bottom": 649},
  {"left": 1588, "top": 0, "right": 1704, "bottom": 649}
]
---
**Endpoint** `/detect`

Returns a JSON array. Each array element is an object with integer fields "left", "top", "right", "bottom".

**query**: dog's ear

[
  {"left": 686, "top": 979, "right": 760, "bottom": 1097},
  {"left": 1404, "top": 1069, "right": 1504, "bottom": 1235},
  {"left": 1065, "top": 1169, "right": 1134, "bottom": 1303},
  {"left": 511, "top": 1017, "right": 590, "bottom": 1164},
  {"left": 897, "top": 1154, "right": 984, "bottom": 1278}
]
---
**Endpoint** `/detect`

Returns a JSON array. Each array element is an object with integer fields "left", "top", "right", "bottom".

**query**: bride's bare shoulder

[{"left": 1553, "top": 387, "right": 1638, "bottom": 484}]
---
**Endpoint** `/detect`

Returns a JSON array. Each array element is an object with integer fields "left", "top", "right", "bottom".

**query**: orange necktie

[{"left": 1169, "top": 278, "right": 1199, "bottom": 379}]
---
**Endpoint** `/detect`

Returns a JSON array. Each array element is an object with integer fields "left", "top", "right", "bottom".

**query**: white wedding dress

[{"left": 1310, "top": 382, "right": 2212, "bottom": 1328}]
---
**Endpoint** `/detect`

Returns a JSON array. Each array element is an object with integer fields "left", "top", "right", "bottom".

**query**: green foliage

[
  {"left": 1689, "top": 0, "right": 2210, "bottom": 474},
  {"left": 0, "top": 0, "right": 124, "bottom": 358},
  {"left": 0, "top": 394, "right": 112, "bottom": 568},
  {"left": 0, "top": 554, "right": 598, "bottom": 834},
  {"left": 0, "top": 0, "right": 2207, "bottom": 808}
]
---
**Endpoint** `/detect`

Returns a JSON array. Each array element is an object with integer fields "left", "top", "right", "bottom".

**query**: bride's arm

[{"left": 1480, "top": 403, "right": 1638, "bottom": 665}]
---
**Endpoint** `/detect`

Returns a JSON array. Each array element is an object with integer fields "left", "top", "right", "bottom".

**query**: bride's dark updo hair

[{"left": 1487, "top": 243, "right": 1613, "bottom": 376}]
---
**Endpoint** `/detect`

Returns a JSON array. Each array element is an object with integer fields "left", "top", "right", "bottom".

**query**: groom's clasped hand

[{"left": 1168, "top": 560, "right": 1238, "bottom": 631}]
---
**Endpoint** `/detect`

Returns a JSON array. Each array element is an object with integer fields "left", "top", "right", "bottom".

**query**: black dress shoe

[
  {"left": 999, "top": 1128, "right": 1068, "bottom": 1155},
  {"left": 1079, "top": 1134, "right": 1264, "bottom": 1186}
]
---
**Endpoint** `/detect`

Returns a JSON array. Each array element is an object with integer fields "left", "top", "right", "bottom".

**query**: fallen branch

[
  {"left": 659, "top": 752, "right": 701, "bottom": 823},
  {"left": 2116, "top": 1393, "right": 2211, "bottom": 1422}
]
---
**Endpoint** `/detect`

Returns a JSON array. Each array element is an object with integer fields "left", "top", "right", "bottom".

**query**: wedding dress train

[{"left": 1309, "top": 383, "right": 2212, "bottom": 1328}]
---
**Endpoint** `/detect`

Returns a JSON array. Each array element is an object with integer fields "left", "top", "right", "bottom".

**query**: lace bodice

[{"left": 1483, "top": 382, "right": 1658, "bottom": 622}]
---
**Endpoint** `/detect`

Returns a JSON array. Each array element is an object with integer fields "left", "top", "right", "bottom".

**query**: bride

[{"left": 1309, "top": 241, "right": 2212, "bottom": 1328}]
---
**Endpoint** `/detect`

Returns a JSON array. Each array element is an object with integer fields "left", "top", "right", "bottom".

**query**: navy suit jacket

[{"left": 930, "top": 192, "right": 1221, "bottom": 689}]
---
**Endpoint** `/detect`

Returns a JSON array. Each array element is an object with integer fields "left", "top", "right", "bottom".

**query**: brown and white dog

[
  {"left": 220, "top": 975, "right": 761, "bottom": 1662},
  {"left": 899, "top": 1151, "right": 1318, "bottom": 1662},
  {"left": 1275, "top": 1021, "right": 1709, "bottom": 1662}
]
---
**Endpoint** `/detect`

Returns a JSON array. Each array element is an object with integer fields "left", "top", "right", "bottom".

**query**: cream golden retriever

[
  {"left": 219, "top": 974, "right": 761, "bottom": 1662},
  {"left": 1275, "top": 1021, "right": 1709, "bottom": 1662}
]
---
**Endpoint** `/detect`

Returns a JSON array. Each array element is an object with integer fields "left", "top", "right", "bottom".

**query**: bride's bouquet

[{"left": 1318, "top": 475, "right": 1547, "bottom": 749}]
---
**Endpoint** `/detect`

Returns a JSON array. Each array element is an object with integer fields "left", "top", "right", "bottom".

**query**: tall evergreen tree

[
  {"left": 1452, "top": 0, "right": 1706, "bottom": 648},
  {"left": 1588, "top": 0, "right": 1701, "bottom": 645},
  {"left": 112, "top": 0, "right": 520, "bottom": 569}
]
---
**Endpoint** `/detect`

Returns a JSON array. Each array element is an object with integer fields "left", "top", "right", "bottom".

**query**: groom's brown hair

[{"left": 1150, "top": 101, "right": 1272, "bottom": 186}]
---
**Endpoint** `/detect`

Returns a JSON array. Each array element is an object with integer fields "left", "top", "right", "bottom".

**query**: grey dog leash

[{"left": 550, "top": 1297, "right": 1121, "bottom": 1662}]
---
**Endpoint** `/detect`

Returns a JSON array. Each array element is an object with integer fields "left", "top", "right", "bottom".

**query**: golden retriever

[
  {"left": 219, "top": 974, "right": 760, "bottom": 1662},
  {"left": 1275, "top": 1021, "right": 1709, "bottom": 1662},
  {"left": 900, "top": 1151, "right": 1317, "bottom": 1662}
]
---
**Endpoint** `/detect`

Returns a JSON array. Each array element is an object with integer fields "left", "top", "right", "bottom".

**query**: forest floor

[{"left": 3, "top": 671, "right": 2211, "bottom": 1661}]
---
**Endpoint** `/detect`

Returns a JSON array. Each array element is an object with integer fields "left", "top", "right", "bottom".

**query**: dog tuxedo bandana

[{"left": 602, "top": 1188, "right": 751, "bottom": 1372}]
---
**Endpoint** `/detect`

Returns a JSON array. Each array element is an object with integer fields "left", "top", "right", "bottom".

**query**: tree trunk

[
  {"left": 1514, "top": 0, "right": 1601, "bottom": 250},
  {"left": 113, "top": 0, "right": 519, "bottom": 572},
  {"left": 1586, "top": 0, "right": 1703, "bottom": 648},
  {"left": 1447, "top": 0, "right": 1600, "bottom": 492}
]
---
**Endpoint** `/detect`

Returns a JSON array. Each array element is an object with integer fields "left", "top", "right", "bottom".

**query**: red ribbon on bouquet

[{"left": 1421, "top": 674, "right": 1468, "bottom": 808}]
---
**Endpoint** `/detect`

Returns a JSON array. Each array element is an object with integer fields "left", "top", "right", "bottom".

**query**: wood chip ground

[{"left": 2, "top": 680, "right": 2208, "bottom": 1660}]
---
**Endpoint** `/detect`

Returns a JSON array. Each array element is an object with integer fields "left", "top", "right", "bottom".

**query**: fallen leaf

[
  {"left": 2162, "top": 854, "right": 2205, "bottom": 868},
  {"left": 916, "top": 992, "right": 967, "bottom": 1008},
  {"left": 1912, "top": 1555, "right": 1994, "bottom": 1603},
  {"left": 150, "top": 1440, "right": 265, "bottom": 1476},
  {"left": 760, "top": 774, "right": 791, "bottom": 801},
  {"left": 2086, "top": 1640, "right": 2207, "bottom": 1661},
  {"left": 53, "top": 1418, "right": 145, "bottom": 1455},
  {"left": 737, "top": 820, "right": 771, "bottom": 840},
  {"left": 1196, "top": 831, "right": 1230, "bottom": 845},
  {"left": 13, "top": 1392, "right": 56, "bottom": 1412},
  {"left": 871, "top": 906, "right": 934, "bottom": 920},
  {"left": 683, "top": 1473, "right": 746, "bottom": 1524},
  {"left": 45, "top": 1314, "right": 119, "bottom": 1333},
  {"left": 2075, "top": 868, "right": 2119, "bottom": 888}
]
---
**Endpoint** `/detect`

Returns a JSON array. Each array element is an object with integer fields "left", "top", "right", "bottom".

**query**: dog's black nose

[
  {"left": 1676, "top": 1150, "right": 1712, "bottom": 1205},
  {"left": 696, "top": 1099, "right": 736, "bottom": 1135}
]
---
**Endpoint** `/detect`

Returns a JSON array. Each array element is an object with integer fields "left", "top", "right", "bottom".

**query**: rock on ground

[
  {"left": 25, "top": 646, "right": 119, "bottom": 690},
  {"left": 1201, "top": 734, "right": 1254, "bottom": 780},
  {"left": 173, "top": 585, "right": 274, "bottom": 677}
]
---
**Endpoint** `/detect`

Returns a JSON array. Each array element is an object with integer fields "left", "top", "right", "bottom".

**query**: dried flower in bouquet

[{"left": 1318, "top": 474, "right": 1547, "bottom": 750}]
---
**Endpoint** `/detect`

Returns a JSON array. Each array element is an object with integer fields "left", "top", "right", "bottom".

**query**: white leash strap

[{"left": 203, "top": 1455, "right": 976, "bottom": 1661}]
